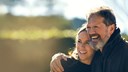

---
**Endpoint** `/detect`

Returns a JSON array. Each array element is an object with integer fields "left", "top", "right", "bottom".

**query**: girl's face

[{"left": 76, "top": 31, "right": 95, "bottom": 63}]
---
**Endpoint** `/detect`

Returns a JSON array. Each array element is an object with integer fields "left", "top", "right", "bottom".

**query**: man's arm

[{"left": 50, "top": 53, "right": 69, "bottom": 72}]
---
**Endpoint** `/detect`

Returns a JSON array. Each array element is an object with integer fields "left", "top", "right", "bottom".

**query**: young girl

[{"left": 61, "top": 26, "right": 95, "bottom": 72}]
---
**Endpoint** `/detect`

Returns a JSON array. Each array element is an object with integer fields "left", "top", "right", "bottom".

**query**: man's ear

[{"left": 108, "top": 24, "right": 115, "bottom": 35}]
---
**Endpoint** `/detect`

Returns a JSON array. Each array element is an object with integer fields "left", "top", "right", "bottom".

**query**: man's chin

[
  {"left": 90, "top": 41, "right": 104, "bottom": 51},
  {"left": 95, "top": 41, "right": 105, "bottom": 50},
  {"left": 89, "top": 42, "right": 98, "bottom": 50},
  {"left": 92, "top": 45, "right": 100, "bottom": 51},
  {"left": 95, "top": 46, "right": 101, "bottom": 51}
]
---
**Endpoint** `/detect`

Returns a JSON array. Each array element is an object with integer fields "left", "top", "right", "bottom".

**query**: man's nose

[{"left": 87, "top": 28, "right": 96, "bottom": 35}]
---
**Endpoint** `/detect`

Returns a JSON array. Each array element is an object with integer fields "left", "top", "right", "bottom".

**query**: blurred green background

[
  {"left": 0, "top": 14, "right": 128, "bottom": 72},
  {"left": 0, "top": 14, "right": 86, "bottom": 72}
]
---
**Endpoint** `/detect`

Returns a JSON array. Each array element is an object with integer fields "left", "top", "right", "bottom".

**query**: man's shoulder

[
  {"left": 119, "top": 39, "right": 128, "bottom": 56},
  {"left": 122, "top": 40, "right": 128, "bottom": 49},
  {"left": 119, "top": 39, "right": 128, "bottom": 48}
]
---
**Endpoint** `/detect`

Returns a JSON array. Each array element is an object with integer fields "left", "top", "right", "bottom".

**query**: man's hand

[{"left": 50, "top": 53, "right": 69, "bottom": 72}]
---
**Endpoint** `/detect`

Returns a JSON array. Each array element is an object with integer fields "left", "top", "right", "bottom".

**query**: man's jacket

[{"left": 92, "top": 28, "right": 128, "bottom": 72}]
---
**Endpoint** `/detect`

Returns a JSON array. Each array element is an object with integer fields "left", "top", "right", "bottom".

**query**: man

[{"left": 50, "top": 7, "right": 128, "bottom": 72}]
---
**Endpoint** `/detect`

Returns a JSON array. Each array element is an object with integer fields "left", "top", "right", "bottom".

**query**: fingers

[
  {"left": 50, "top": 61, "right": 56, "bottom": 72},
  {"left": 50, "top": 53, "right": 65, "bottom": 72},
  {"left": 62, "top": 54, "right": 70, "bottom": 61},
  {"left": 53, "top": 59, "right": 63, "bottom": 72},
  {"left": 50, "top": 60, "right": 57, "bottom": 72},
  {"left": 56, "top": 57, "right": 64, "bottom": 71}
]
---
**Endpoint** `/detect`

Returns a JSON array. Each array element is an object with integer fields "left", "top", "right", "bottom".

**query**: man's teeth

[
  {"left": 80, "top": 51, "right": 86, "bottom": 54},
  {"left": 92, "top": 36, "right": 98, "bottom": 39}
]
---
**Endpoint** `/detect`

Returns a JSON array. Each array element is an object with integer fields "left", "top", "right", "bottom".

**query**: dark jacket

[
  {"left": 92, "top": 28, "right": 128, "bottom": 72},
  {"left": 61, "top": 57, "right": 91, "bottom": 72}
]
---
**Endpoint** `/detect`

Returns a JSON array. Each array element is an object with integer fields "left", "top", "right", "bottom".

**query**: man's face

[{"left": 86, "top": 15, "right": 111, "bottom": 50}]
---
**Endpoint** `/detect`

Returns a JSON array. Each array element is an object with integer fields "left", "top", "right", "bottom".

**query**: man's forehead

[
  {"left": 90, "top": 16, "right": 104, "bottom": 21},
  {"left": 87, "top": 17, "right": 104, "bottom": 26}
]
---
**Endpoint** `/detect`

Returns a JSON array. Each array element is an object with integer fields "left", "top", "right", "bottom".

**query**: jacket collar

[{"left": 102, "top": 28, "right": 121, "bottom": 58}]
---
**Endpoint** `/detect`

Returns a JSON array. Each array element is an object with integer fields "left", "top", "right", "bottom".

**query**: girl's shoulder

[{"left": 61, "top": 57, "right": 77, "bottom": 69}]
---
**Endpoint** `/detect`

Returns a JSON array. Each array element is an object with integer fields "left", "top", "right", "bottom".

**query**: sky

[{"left": 0, "top": 0, "right": 128, "bottom": 34}]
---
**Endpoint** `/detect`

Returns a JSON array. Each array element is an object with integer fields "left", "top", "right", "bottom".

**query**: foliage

[
  {"left": 0, "top": 15, "right": 71, "bottom": 30},
  {"left": 0, "top": 28, "right": 76, "bottom": 40},
  {"left": 0, "top": 15, "right": 75, "bottom": 40},
  {"left": 122, "top": 33, "right": 128, "bottom": 41}
]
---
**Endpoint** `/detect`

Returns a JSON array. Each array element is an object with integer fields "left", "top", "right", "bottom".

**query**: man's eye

[{"left": 94, "top": 26, "right": 98, "bottom": 29}]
